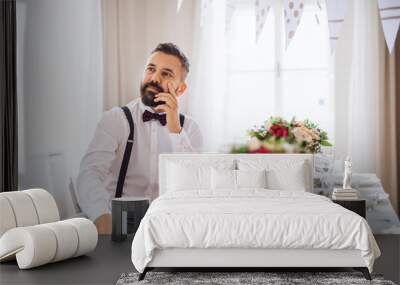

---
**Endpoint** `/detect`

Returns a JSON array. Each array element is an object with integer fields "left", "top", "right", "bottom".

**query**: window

[{"left": 224, "top": 0, "right": 333, "bottom": 144}]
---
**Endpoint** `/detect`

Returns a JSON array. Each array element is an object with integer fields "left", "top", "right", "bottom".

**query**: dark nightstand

[
  {"left": 112, "top": 197, "right": 149, "bottom": 242},
  {"left": 332, "top": 199, "right": 366, "bottom": 218}
]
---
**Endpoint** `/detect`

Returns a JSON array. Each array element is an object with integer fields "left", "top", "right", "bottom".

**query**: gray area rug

[{"left": 116, "top": 272, "right": 396, "bottom": 285}]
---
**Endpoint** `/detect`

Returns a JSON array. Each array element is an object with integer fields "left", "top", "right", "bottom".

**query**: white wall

[{"left": 17, "top": 0, "right": 103, "bottom": 218}]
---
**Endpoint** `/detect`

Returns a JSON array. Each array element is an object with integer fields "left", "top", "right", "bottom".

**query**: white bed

[{"left": 131, "top": 154, "right": 380, "bottom": 280}]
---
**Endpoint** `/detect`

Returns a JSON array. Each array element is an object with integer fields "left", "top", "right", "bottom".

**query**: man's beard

[{"left": 140, "top": 81, "right": 165, "bottom": 107}]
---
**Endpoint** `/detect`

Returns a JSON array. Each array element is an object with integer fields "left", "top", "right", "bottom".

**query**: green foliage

[
  {"left": 230, "top": 145, "right": 250, "bottom": 153},
  {"left": 321, "top": 140, "right": 332, "bottom": 147},
  {"left": 303, "top": 119, "right": 319, "bottom": 129}
]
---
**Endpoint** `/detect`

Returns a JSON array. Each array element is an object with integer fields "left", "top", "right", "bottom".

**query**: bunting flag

[
  {"left": 378, "top": 0, "right": 400, "bottom": 53},
  {"left": 283, "top": 0, "right": 304, "bottom": 48},
  {"left": 325, "top": 0, "right": 347, "bottom": 54},
  {"left": 200, "top": 0, "right": 213, "bottom": 27},
  {"left": 226, "top": 1, "right": 236, "bottom": 33},
  {"left": 314, "top": 0, "right": 323, "bottom": 25},
  {"left": 177, "top": 0, "right": 184, "bottom": 13},
  {"left": 255, "top": 0, "right": 272, "bottom": 42}
]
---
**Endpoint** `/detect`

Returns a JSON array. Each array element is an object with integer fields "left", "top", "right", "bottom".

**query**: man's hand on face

[{"left": 154, "top": 81, "right": 182, "bottom": 134}]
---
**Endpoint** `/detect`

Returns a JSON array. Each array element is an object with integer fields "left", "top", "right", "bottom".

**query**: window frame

[{"left": 224, "top": 0, "right": 334, "bottom": 142}]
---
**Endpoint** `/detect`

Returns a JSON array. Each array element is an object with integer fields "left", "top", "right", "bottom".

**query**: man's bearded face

[{"left": 140, "top": 81, "right": 165, "bottom": 107}]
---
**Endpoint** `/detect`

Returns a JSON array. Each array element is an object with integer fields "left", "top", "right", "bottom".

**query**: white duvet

[{"left": 131, "top": 190, "right": 380, "bottom": 273}]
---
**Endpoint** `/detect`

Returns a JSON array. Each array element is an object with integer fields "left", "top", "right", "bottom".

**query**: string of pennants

[{"left": 177, "top": 0, "right": 400, "bottom": 54}]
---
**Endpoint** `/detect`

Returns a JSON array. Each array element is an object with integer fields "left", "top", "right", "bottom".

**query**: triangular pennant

[
  {"left": 177, "top": 0, "right": 184, "bottom": 13},
  {"left": 314, "top": 0, "right": 322, "bottom": 25},
  {"left": 255, "top": 0, "right": 272, "bottom": 42},
  {"left": 226, "top": 1, "right": 236, "bottom": 33},
  {"left": 378, "top": 0, "right": 400, "bottom": 53},
  {"left": 200, "top": 0, "right": 213, "bottom": 27},
  {"left": 325, "top": 0, "right": 347, "bottom": 54},
  {"left": 283, "top": 0, "right": 305, "bottom": 48}
]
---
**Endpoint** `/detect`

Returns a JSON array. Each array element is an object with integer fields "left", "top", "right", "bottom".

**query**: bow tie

[{"left": 142, "top": 110, "right": 167, "bottom": 126}]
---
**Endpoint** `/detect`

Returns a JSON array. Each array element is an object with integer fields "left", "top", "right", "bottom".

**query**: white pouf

[
  {"left": 0, "top": 218, "right": 97, "bottom": 269},
  {"left": 0, "top": 189, "right": 98, "bottom": 269}
]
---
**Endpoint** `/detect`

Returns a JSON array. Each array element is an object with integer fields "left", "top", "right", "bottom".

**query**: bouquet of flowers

[{"left": 230, "top": 116, "right": 332, "bottom": 154}]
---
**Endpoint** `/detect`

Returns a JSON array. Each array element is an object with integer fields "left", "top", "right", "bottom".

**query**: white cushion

[
  {"left": 167, "top": 162, "right": 211, "bottom": 191},
  {"left": 0, "top": 218, "right": 97, "bottom": 269},
  {"left": 0, "top": 196, "right": 17, "bottom": 237},
  {"left": 237, "top": 169, "right": 267, "bottom": 189},
  {"left": 265, "top": 162, "right": 308, "bottom": 191},
  {"left": 211, "top": 169, "right": 267, "bottom": 190},
  {"left": 166, "top": 159, "right": 236, "bottom": 192},
  {"left": 24, "top": 189, "right": 60, "bottom": 224},
  {"left": 0, "top": 191, "right": 39, "bottom": 227},
  {"left": 211, "top": 168, "right": 236, "bottom": 190},
  {"left": 42, "top": 222, "right": 78, "bottom": 262},
  {"left": 238, "top": 159, "right": 310, "bottom": 191},
  {"left": 0, "top": 189, "right": 60, "bottom": 237},
  {"left": 61, "top": 218, "right": 98, "bottom": 257},
  {"left": 0, "top": 226, "right": 57, "bottom": 269}
]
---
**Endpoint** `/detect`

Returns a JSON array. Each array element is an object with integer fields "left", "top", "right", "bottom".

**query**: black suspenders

[
  {"left": 115, "top": 106, "right": 134, "bottom": 198},
  {"left": 114, "top": 106, "right": 185, "bottom": 198}
]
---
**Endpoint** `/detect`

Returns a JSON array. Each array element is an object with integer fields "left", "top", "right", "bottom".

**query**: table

[
  {"left": 0, "top": 235, "right": 133, "bottom": 285},
  {"left": 332, "top": 199, "right": 366, "bottom": 218},
  {"left": 314, "top": 173, "right": 400, "bottom": 234}
]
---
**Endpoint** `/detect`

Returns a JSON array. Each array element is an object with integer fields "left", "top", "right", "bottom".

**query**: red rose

[{"left": 270, "top": 124, "right": 289, "bottom": 137}]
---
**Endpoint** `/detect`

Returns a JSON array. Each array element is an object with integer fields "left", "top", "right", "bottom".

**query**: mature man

[{"left": 77, "top": 43, "right": 202, "bottom": 234}]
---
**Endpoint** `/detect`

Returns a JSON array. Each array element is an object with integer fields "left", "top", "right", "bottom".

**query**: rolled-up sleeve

[
  {"left": 169, "top": 117, "right": 203, "bottom": 152},
  {"left": 76, "top": 108, "right": 123, "bottom": 221}
]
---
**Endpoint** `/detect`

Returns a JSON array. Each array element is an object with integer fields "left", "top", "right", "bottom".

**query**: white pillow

[
  {"left": 167, "top": 162, "right": 211, "bottom": 191},
  {"left": 166, "top": 159, "right": 236, "bottom": 192},
  {"left": 211, "top": 168, "right": 236, "bottom": 190},
  {"left": 237, "top": 169, "right": 267, "bottom": 189},
  {"left": 266, "top": 162, "right": 308, "bottom": 191},
  {"left": 238, "top": 158, "right": 310, "bottom": 191},
  {"left": 211, "top": 169, "right": 268, "bottom": 190}
]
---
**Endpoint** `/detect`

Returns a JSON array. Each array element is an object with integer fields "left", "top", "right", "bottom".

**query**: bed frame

[
  {"left": 138, "top": 154, "right": 371, "bottom": 281},
  {"left": 140, "top": 248, "right": 371, "bottom": 280}
]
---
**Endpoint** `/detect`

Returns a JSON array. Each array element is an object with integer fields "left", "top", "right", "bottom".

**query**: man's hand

[
  {"left": 94, "top": 213, "right": 112, "bottom": 235},
  {"left": 154, "top": 81, "right": 181, "bottom": 133}
]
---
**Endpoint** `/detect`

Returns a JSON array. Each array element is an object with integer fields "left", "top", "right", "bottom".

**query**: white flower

[
  {"left": 282, "top": 142, "right": 296, "bottom": 153},
  {"left": 292, "top": 127, "right": 313, "bottom": 143},
  {"left": 248, "top": 137, "right": 262, "bottom": 151},
  {"left": 264, "top": 120, "right": 272, "bottom": 132},
  {"left": 311, "top": 128, "right": 320, "bottom": 140}
]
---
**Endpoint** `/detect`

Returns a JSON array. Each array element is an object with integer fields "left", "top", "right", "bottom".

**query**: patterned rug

[{"left": 116, "top": 271, "right": 396, "bottom": 285}]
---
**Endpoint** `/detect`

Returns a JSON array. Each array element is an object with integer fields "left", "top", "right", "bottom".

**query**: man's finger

[
  {"left": 156, "top": 92, "right": 177, "bottom": 105},
  {"left": 155, "top": 94, "right": 177, "bottom": 109},
  {"left": 154, "top": 104, "right": 171, "bottom": 113},
  {"left": 154, "top": 94, "right": 176, "bottom": 105},
  {"left": 157, "top": 100, "right": 175, "bottom": 110},
  {"left": 167, "top": 81, "right": 178, "bottom": 97}
]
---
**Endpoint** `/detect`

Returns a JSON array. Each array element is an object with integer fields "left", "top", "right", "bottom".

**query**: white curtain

[
  {"left": 334, "top": 0, "right": 383, "bottom": 172},
  {"left": 335, "top": 0, "right": 399, "bottom": 212},
  {"left": 187, "top": 0, "right": 228, "bottom": 151}
]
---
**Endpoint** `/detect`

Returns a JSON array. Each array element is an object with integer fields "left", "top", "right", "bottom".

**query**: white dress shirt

[{"left": 76, "top": 98, "right": 203, "bottom": 221}]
